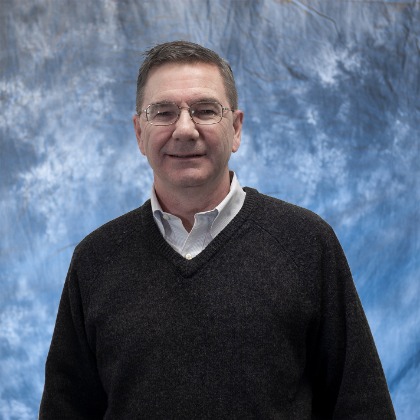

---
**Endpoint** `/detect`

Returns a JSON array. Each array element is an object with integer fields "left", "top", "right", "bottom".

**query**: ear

[
  {"left": 133, "top": 114, "right": 146, "bottom": 156},
  {"left": 231, "top": 110, "right": 244, "bottom": 153}
]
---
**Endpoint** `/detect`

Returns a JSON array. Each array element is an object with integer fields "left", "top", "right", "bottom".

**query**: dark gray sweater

[{"left": 40, "top": 188, "right": 395, "bottom": 419}]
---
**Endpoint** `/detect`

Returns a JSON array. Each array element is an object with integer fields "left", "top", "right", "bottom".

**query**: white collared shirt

[{"left": 151, "top": 173, "right": 246, "bottom": 259}]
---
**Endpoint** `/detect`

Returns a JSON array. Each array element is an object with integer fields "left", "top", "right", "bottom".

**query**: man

[{"left": 40, "top": 41, "right": 395, "bottom": 418}]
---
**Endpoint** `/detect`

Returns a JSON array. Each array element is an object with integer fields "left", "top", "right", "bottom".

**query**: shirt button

[
  {"left": 185, "top": 253, "right": 193, "bottom": 260},
  {"left": 163, "top": 214, "right": 170, "bottom": 220}
]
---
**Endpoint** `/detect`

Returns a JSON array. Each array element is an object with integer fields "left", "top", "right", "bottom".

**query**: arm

[
  {"left": 310, "top": 229, "right": 395, "bottom": 419},
  {"left": 39, "top": 255, "right": 107, "bottom": 419}
]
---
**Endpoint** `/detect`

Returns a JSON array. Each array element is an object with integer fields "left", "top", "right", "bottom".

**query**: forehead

[{"left": 142, "top": 62, "right": 227, "bottom": 105}]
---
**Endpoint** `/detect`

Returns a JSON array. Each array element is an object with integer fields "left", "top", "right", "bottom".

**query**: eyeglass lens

[{"left": 146, "top": 102, "right": 223, "bottom": 125}]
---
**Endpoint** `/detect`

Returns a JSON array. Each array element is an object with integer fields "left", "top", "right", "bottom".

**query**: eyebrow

[
  {"left": 191, "top": 97, "right": 221, "bottom": 103},
  {"left": 150, "top": 97, "right": 222, "bottom": 106}
]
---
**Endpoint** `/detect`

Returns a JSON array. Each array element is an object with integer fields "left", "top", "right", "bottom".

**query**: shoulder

[
  {"left": 242, "top": 187, "right": 342, "bottom": 267},
  {"left": 241, "top": 188, "right": 350, "bottom": 279},
  {"left": 244, "top": 187, "right": 334, "bottom": 238},
  {"left": 73, "top": 200, "right": 152, "bottom": 264}
]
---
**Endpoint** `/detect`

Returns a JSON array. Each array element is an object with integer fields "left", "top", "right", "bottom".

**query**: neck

[{"left": 154, "top": 173, "right": 232, "bottom": 232}]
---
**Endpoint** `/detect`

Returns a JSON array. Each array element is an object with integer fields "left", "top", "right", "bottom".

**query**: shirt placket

[{"left": 182, "top": 212, "right": 217, "bottom": 260}]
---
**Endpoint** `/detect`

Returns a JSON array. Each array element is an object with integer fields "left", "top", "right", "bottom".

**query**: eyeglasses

[{"left": 140, "top": 101, "right": 234, "bottom": 126}]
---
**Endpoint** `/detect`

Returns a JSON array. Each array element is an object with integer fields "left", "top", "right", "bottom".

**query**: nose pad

[
  {"left": 176, "top": 108, "right": 194, "bottom": 125},
  {"left": 172, "top": 109, "right": 199, "bottom": 139}
]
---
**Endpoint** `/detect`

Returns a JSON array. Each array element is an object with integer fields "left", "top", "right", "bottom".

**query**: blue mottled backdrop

[{"left": 1, "top": 0, "right": 419, "bottom": 418}]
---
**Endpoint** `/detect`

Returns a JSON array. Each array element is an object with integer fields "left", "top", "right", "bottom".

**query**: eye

[
  {"left": 148, "top": 104, "right": 178, "bottom": 121},
  {"left": 192, "top": 102, "right": 221, "bottom": 120},
  {"left": 157, "top": 110, "right": 177, "bottom": 118},
  {"left": 195, "top": 108, "right": 217, "bottom": 116}
]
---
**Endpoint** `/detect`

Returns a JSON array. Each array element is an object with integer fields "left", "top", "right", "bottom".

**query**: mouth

[{"left": 168, "top": 153, "right": 205, "bottom": 158}]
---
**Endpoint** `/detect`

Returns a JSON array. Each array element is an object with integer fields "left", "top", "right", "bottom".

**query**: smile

[{"left": 168, "top": 154, "right": 204, "bottom": 158}]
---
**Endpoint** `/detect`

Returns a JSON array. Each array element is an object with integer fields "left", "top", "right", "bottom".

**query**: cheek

[
  {"left": 138, "top": 137, "right": 147, "bottom": 156},
  {"left": 219, "top": 125, "right": 236, "bottom": 152},
  {"left": 143, "top": 130, "right": 173, "bottom": 158}
]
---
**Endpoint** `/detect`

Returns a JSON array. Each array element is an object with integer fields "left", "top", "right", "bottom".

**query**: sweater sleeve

[
  {"left": 310, "top": 228, "right": 395, "bottom": 419},
  {"left": 39, "top": 253, "right": 107, "bottom": 419}
]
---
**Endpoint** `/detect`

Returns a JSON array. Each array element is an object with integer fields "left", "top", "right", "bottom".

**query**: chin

[
  {"left": 171, "top": 177, "right": 209, "bottom": 189},
  {"left": 168, "top": 169, "right": 212, "bottom": 187}
]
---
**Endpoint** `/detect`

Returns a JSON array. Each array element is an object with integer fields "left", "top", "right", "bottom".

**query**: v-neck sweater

[
  {"left": 40, "top": 188, "right": 395, "bottom": 419},
  {"left": 151, "top": 172, "right": 246, "bottom": 259}
]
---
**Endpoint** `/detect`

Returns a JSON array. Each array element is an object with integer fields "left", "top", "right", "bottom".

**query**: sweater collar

[
  {"left": 140, "top": 186, "right": 259, "bottom": 278},
  {"left": 150, "top": 172, "right": 246, "bottom": 244}
]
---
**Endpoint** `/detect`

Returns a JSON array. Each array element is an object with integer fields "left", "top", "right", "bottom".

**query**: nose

[{"left": 172, "top": 108, "right": 199, "bottom": 141}]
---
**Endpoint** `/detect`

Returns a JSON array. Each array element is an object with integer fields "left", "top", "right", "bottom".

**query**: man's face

[{"left": 133, "top": 62, "right": 243, "bottom": 196}]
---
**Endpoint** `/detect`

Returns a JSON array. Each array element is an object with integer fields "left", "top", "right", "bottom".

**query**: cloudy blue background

[{"left": 1, "top": 0, "right": 419, "bottom": 418}]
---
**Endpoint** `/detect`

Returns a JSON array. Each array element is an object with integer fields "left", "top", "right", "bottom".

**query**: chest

[{"left": 84, "top": 230, "right": 321, "bottom": 363}]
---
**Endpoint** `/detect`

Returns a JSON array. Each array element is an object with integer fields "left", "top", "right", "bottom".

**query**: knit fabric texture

[{"left": 39, "top": 188, "right": 395, "bottom": 419}]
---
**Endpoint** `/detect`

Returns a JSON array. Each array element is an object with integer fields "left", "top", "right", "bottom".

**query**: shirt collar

[{"left": 151, "top": 172, "right": 245, "bottom": 238}]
